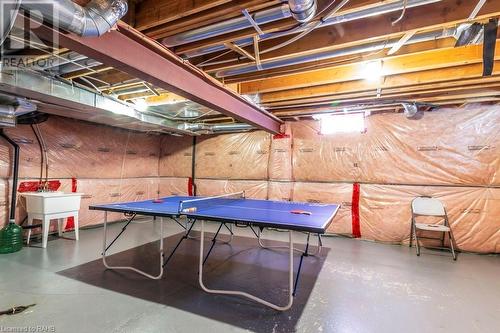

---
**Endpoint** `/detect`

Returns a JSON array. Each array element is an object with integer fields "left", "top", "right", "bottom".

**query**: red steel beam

[{"left": 29, "top": 20, "right": 282, "bottom": 133}]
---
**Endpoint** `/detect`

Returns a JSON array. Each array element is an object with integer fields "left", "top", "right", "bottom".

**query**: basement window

[{"left": 315, "top": 113, "right": 366, "bottom": 134}]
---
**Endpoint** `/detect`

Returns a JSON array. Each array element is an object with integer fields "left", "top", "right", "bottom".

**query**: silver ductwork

[
  {"left": 216, "top": 28, "right": 456, "bottom": 77},
  {"left": 162, "top": 0, "right": 318, "bottom": 47},
  {"left": 0, "top": 0, "right": 21, "bottom": 46},
  {"left": 163, "top": 4, "right": 291, "bottom": 47},
  {"left": 179, "top": 123, "right": 254, "bottom": 134},
  {"left": 0, "top": 105, "right": 16, "bottom": 117},
  {"left": 181, "top": 0, "right": 441, "bottom": 58},
  {"left": 289, "top": 0, "right": 317, "bottom": 23},
  {"left": 0, "top": 94, "right": 37, "bottom": 127},
  {"left": 21, "top": 0, "right": 128, "bottom": 37},
  {"left": 0, "top": 68, "right": 195, "bottom": 134}
]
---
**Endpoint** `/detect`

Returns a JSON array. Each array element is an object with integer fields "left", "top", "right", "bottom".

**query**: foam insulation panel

[
  {"left": 0, "top": 179, "right": 8, "bottom": 228},
  {"left": 360, "top": 184, "right": 500, "bottom": 253},
  {"left": 159, "top": 177, "right": 189, "bottom": 196},
  {"left": 1, "top": 117, "right": 161, "bottom": 179},
  {"left": 159, "top": 136, "right": 193, "bottom": 177},
  {"left": 267, "top": 181, "right": 294, "bottom": 201},
  {"left": 1, "top": 125, "right": 43, "bottom": 179},
  {"left": 292, "top": 182, "right": 353, "bottom": 235},
  {"left": 195, "top": 132, "right": 271, "bottom": 180},
  {"left": 269, "top": 123, "right": 293, "bottom": 180},
  {"left": 76, "top": 178, "right": 161, "bottom": 227},
  {"left": 290, "top": 104, "right": 500, "bottom": 185},
  {"left": 1, "top": 104, "right": 498, "bottom": 253},
  {"left": 196, "top": 179, "right": 268, "bottom": 199}
]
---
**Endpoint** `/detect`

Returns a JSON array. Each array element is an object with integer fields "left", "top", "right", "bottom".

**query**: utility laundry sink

[{"left": 22, "top": 192, "right": 83, "bottom": 248}]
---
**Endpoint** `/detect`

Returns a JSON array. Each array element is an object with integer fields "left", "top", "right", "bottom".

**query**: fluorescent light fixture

[
  {"left": 316, "top": 113, "right": 366, "bottom": 134},
  {"left": 363, "top": 60, "right": 383, "bottom": 81}
]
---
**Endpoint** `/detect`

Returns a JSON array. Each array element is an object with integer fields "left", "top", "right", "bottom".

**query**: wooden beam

[
  {"left": 260, "top": 61, "right": 500, "bottom": 103},
  {"left": 264, "top": 87, "right": 500, "bottom": 111},
  {"left": 253, "top": 36, "right": 262, "bottom": 70},
  {"left": 192, "top": 0, "right": 500, "bottom": 72},
  {"left": 176, "top": 0, "right": 500, "bottom": 56},
  {"left": 142, "top": 1, "right": 279, "bottom": 39},
  {"left": 135, "top": 0, "right": 231, "bottom": 31},
  {"left": 209, "top": 38, "right": 456, "bottom": 82},
  {"left": 263, "top": 81, "right": 500, "bottom": 108},
  {"left": 387, "top": 31, "right": 417, "bottom": 55},
  {"left": 62, "top": 65, "right": 113, "bottom": 80},
  {"left": 223, "top": 42, "right": 255, "bottom": 61},
  {"left": 240, "top": 42, "right": 500, "bottom": 94}
]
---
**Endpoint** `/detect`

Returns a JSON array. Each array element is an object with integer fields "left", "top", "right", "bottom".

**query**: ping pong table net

[{"left": 178, "top": 191, "right": 245, "bottom": 214}]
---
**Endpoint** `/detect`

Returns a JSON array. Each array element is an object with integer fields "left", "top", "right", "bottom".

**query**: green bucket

[{"left": 0, "top": 222, "right": 23, "bottom": 254}]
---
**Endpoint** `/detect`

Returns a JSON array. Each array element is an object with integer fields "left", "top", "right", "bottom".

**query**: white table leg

[
  {"left": 102, "top": 212, "right": 165, "bottom": 280},
  {"left": 42, "top": 216, "right": 50, "bottom": 249},
  {"left": 199, "top": 220, "right": 294, "bottom": 311}
]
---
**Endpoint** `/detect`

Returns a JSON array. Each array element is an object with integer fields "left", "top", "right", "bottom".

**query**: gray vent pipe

[
  {"left": 21, "top": 0, "right": 128, "bottom": 37},
  {"left": 216, "top": 28, "right": 455, "bottom": 77},
  {"left": 179, "top": 123, "right": 254, "bottom": 133},
  {"left": 179, "top": 0, "right": 440, "bottom": 57},
  {"left": 164, "top": 4, "right": 291, "bottom": 47},
  {"left": 163, "top": 1, "right": 316, "bottom": 47}
]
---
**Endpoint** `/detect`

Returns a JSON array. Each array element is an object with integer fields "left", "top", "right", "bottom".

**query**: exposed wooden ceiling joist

[
  {"left": 260, "top": 62, "right": 500, "bottom": 103},
  {"left": 135, "top": 0, "right": 233, "bottom": 31},
  {"left": 139, "top": 0, "right": 280, "bottom": 39},
  {"left": 178, "top": 0, "right": 500, "bottom": 57},
  {"left": 217, "top": 38, "right": 457, "bottom": 83},
  {"left": 202, "top": 0, "right": 500, "bottom": 66},
  {"left": 240, "top": 41, "right": 500, "bottom": 94}
]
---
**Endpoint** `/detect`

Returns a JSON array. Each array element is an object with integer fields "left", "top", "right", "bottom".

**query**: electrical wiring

[
  {"left": 392, "top": 0, "right": 408, "bottom": 26},
  {"left": 30, "top": 124, "right": 45, "bottom": 186},
  {"left": 34, "top": 124, "right": 49, "bottom": 189}
]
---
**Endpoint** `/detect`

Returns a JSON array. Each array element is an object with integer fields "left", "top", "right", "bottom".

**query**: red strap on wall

[
  {"left": 273, "top": 133, "right": 290, "bottom": 140},
  {"left": 187, "top": 177, "right": 193, "bottom": 196},
  {"left": 351, "top": 182, "right": 361, "bottom": 238},
  {"left": 65, "top": 178, "right": 77, "bottom": 230}
]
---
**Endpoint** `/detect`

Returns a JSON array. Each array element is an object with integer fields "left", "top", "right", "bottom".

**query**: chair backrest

[{"left": 411, "top": 196, "right": 446, "bottom": 216}]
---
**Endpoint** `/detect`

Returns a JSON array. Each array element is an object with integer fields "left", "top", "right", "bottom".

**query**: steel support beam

[{"left": 28, "top": 18, "right": 282, "bottom": 133}]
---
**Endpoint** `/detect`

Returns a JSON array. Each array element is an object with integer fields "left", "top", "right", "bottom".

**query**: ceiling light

[{"left": 363, "top": 60, "right": 383, "bottom": 81}]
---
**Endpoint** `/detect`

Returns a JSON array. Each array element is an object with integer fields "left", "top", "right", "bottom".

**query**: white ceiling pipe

[{"left": 179, "top": 123, "right": 254, "bottom": 133}]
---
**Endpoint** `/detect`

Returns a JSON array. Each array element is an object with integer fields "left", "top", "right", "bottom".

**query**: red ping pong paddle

[{"left": 290, "top": 210, "right": 312, "bottom": 215}]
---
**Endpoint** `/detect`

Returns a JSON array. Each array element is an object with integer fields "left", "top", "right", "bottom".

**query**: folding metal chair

[{"left": 409, "top": 196, "right": 457, "bottom": 260}]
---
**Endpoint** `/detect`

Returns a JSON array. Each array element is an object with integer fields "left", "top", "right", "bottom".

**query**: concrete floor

[{"left": 0, "top": 219, "right": 499, "bottom": 333}]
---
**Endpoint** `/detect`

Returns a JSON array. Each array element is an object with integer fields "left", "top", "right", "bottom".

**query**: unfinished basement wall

[
  {"left": 0, "top": 115, "right": 170, "bottom": 229},
  {"left": 162, "top": 104, "right": 499, "bottom": 253}
]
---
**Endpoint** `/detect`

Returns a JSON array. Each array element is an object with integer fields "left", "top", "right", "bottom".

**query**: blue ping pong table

[{"left": 90, "top": 192, "right": 339, "bottom": 311}]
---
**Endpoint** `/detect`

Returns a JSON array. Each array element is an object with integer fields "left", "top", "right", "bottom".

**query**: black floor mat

[{"left": 58, "top": 231, "right": 329, "bottom": 333}]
